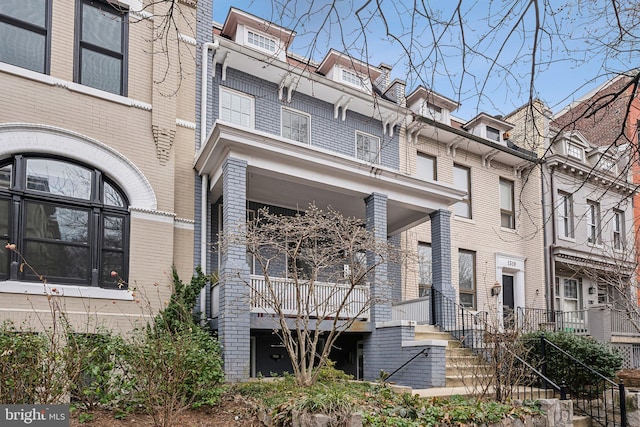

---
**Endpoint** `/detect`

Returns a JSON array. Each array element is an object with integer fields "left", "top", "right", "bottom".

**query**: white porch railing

[
  {"left": 391, "top": 297, "right": 431, "bottom": 324},
  {"left": 612, "top": 309, "right": 640, "bottom": 336},
  {"left": 210, "top": 276, "right": 369, "bottom": 320}
]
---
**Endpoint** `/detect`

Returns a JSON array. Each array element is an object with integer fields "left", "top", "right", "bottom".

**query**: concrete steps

[{"left": 573, "top": 415, "right": 591, "bottom": 427}]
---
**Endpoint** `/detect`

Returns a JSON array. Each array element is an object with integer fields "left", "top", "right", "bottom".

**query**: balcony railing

[
  {"left": 210, "top": 275, "right": 369, "bottom": 320},
  {"left": 611, "top": 309, "right": 640, "bottom": 336},
  {"left": 517, "top": 307, "right": 589, "bottom": 334}
]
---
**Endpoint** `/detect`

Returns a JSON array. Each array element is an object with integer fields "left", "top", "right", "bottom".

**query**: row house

[
  {"left": 195, "top": 7, "right": 544, "bottom": 386},
  {"left": 400, "top": 90, "right": 545, "bottom": 328},
  {"left": 0, "top": 0, "right": 198, "bottom": 331}
]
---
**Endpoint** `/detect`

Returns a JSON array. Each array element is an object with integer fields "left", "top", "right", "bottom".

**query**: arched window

[{"left": 0, "top": 155, "right": 128, "bottom": 288}]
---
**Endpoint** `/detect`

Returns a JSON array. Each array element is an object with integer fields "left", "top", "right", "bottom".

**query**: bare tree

[{"left": 223, "top": 204, "right": 399, "bottom": 386}]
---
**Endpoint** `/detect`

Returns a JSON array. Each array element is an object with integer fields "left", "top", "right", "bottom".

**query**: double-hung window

[
  {"left": 0, "top": 156, "right": 129, "bottom": 288},
  {"left": 282, "top": 108, "right": 310, "bottom": 144},
  {"left": 458, "top": 250, "right": 476, "bottom": 309},
  {"left": 613, "top": 210, "right": 624, "bottom": 250},
  {"left": 558, "top": 192, "right": 574, "bottom": 238},
  {"left": 356, "top": 131, "right": 380, "bottom": 164},
  {"left": 453, "top": 164, "right": 471, "bottom": 218},
  {"left": 220, "top": 87, "right": 254, "bottom": 128},
  {"left": 587, "top": 201, "right": 600, "bottom": 244},
  {"left": 417, "top": 153, "right": 436, "bottom": 181},
  {"left": 417, "top": 243, "right": 432, "bottom": 297},
  {"left": 499, "top": 178, "right": 514, "bottom": 229},
  {"left": 0, "top": 0, "right": 51, "bottom": 74},
  {"left": 76, "top": 0, "right": 128, "bottom": 96}
]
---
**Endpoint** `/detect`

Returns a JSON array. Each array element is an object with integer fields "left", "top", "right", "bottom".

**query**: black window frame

[
  {"left": 74, "top": 0, "right": 128, "bottom": 96},
  {"left": 486, "top": 126, "right": 500, "bottom": 142},
  {"left": 0, "top": 155, "right": 129, "bottom": 288},
  {"left": 0, "top": 0, "right": 52, "bottom": 74}
]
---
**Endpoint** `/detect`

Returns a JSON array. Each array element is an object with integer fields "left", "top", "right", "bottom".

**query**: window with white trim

[
  {"left": 587, "top": 201, "right": 600, "bottom": 244},
  {"left": 453, "top": 164, "right": 471, "bottom": 219},
  {"left": 458, "top": 249, "right": 476, "bottom": 309},
  {"left": 423, "top": 103, "right": 442, "bottom": 122},
  {"left": 566, "top": 142, "right": 584, "bottom": 161},
  {"left": 356, "top": 131, "right": 380, "bottom": 164},
  {"left": 555, "top": 277, "right": 583, "bottom": 313},
  {"left": 486, "top": 126, "right": 500, "bottom": 142},
  {"left": 341, "top": 69, "right": 365, "bottom": 89},
  {"left": 220, "top": 87, "right": 254, "bottom": 128},
  {"left": 282, "top": 108, "right": 310, "bottom": 144},
  {"left": 613, "top": 209, "right": 624, "bottom": 250},
  {"left": 499, "top": 178, "right": 514, "bottom": 229},
  {"left": 418, "top": 243, "right": 432, "bottom": 297},
  {"left": 599, "top": 156, "right": 616, "bottom": 173},
  {"left": 0, "top": 0, "right": 51, "bottom": 74},
  {"left": 417, "top": 153, "right": 436, "bottom": 181},
  {"left": 0, "top": 155, "right": 129, "bottom": 288},
  {"left": 247, "top": 30, "right": 276, "bottom": 53},
  {"left": 558, "top": 191, "right": 574, "bottom": 238}
]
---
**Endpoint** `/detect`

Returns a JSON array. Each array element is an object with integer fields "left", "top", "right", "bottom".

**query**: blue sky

[{"left": 213, "top": 1, "right": 638, "bottom": 120}]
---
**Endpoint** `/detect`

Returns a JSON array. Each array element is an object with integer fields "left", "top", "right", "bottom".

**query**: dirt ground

[{"left": 69, "top": 394, "right": 262, "bottom": 427}]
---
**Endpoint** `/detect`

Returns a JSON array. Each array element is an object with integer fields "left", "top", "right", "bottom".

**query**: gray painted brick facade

[
  {"left": 363, "top": 324, "right": 446, "bottom": 389},
  {"left": 365, "top": 193, "right": 390, "bottom": 323},
  {"left": 212, "top": 66, "right": 400, "bottom": 170},
  {"left": 219, "top": 158, "right": 251, "bottom": 382},
  {"left": 430, "top": 209, "right": 456, "bottom": 328}
]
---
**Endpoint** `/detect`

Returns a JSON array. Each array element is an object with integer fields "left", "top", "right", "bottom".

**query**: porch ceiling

[{"left": 194, "top": 122, "right": 466, "bottom": 235}]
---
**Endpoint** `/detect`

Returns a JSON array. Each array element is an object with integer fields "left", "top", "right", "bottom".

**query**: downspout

[
  {"left": 199, "top": 38, "right": 219, "bottom": 323},
  {"left": 548, "top": 165, "right": 557, "bottom": 311}
]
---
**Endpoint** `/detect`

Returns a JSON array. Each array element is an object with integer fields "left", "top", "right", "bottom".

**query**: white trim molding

[
  {"left": 0, "top": 280, "right": 134, "bottom": 301},
  {"left": 0, "top": 123, "right": 157, "bottom": 210}
]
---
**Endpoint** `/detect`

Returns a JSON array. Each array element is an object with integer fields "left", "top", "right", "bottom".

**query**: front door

[{"left": 502, "top": 274, "right": 515, "bottom": 327}]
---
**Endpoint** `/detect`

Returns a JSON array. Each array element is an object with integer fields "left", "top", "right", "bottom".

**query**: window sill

[
  {"left": 557, "top": 236, "right": 576, "bottom": 243},
  {"left": 0, "top": 62, "right": 152, "bottom": 111},
  {"left": 0, "top": 280, "right": 134, "bottom": 301},
  {"left": 500, "top": 226, "right": 517, "bottom": 233}
]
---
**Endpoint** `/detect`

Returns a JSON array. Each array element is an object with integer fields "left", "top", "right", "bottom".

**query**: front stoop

[{"left": 414, "top": 325, "right": 490, "bottom": 390}]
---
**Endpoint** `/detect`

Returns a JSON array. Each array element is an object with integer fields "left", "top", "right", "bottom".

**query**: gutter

[{"left": 414, "top": 116, "right": 538, "bottom": 162}]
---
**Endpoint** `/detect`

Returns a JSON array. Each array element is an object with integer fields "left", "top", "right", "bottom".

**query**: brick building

[{"left": 0, "top": 0, "right": 198, "bottom": 331}]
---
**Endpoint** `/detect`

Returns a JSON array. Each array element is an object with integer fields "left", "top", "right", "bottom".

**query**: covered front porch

[{"left": 194, "top": 120, "right": 466, "bottom": 382}]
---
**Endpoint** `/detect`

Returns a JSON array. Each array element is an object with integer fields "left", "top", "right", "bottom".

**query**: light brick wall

[
  {"left": 0, "top": 0, "right": 197, "bottom": 334},
  {"left": 401, "top": 133, "right": 545, "bottom": 314}
]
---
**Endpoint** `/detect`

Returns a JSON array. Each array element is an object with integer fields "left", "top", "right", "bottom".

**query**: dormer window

[
  {"left": 246, "top": 29, "right": 276, "bottom": 53},
  {"left": 341, "top": 68, "right": 366, "bottom": 89},
  {"left": 423, "top": 103, "right": 442, "bottom": 122},
  {"left": 486, "top": 126, "right": 500, "bottom": 143},
  {"left": 598, "top": 156, "right": 616, "bottom": 173},
  {"left": 566, "top": 142, "right": 584, "bottom": 161}
]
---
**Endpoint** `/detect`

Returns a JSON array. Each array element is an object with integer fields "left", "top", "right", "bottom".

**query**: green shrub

[
  {"left": 522, "top": 331, "right": 622, "bottom": 393},
  {"left": 66, "top": 332, "right": 134, "bottom": 415},
  {"left": 0, "top": 322, "right": 49, "bottom": 404}
]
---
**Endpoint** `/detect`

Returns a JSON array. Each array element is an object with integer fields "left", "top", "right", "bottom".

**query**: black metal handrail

[
  {"left": 430, "top": 288, "right": 486, "bottom": 353},
  {"left": 430, "top": 288, "right": 567, "bottom": 402},
  {"left": 534, "top": 336, "right": 627, "bottom": 427}
]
